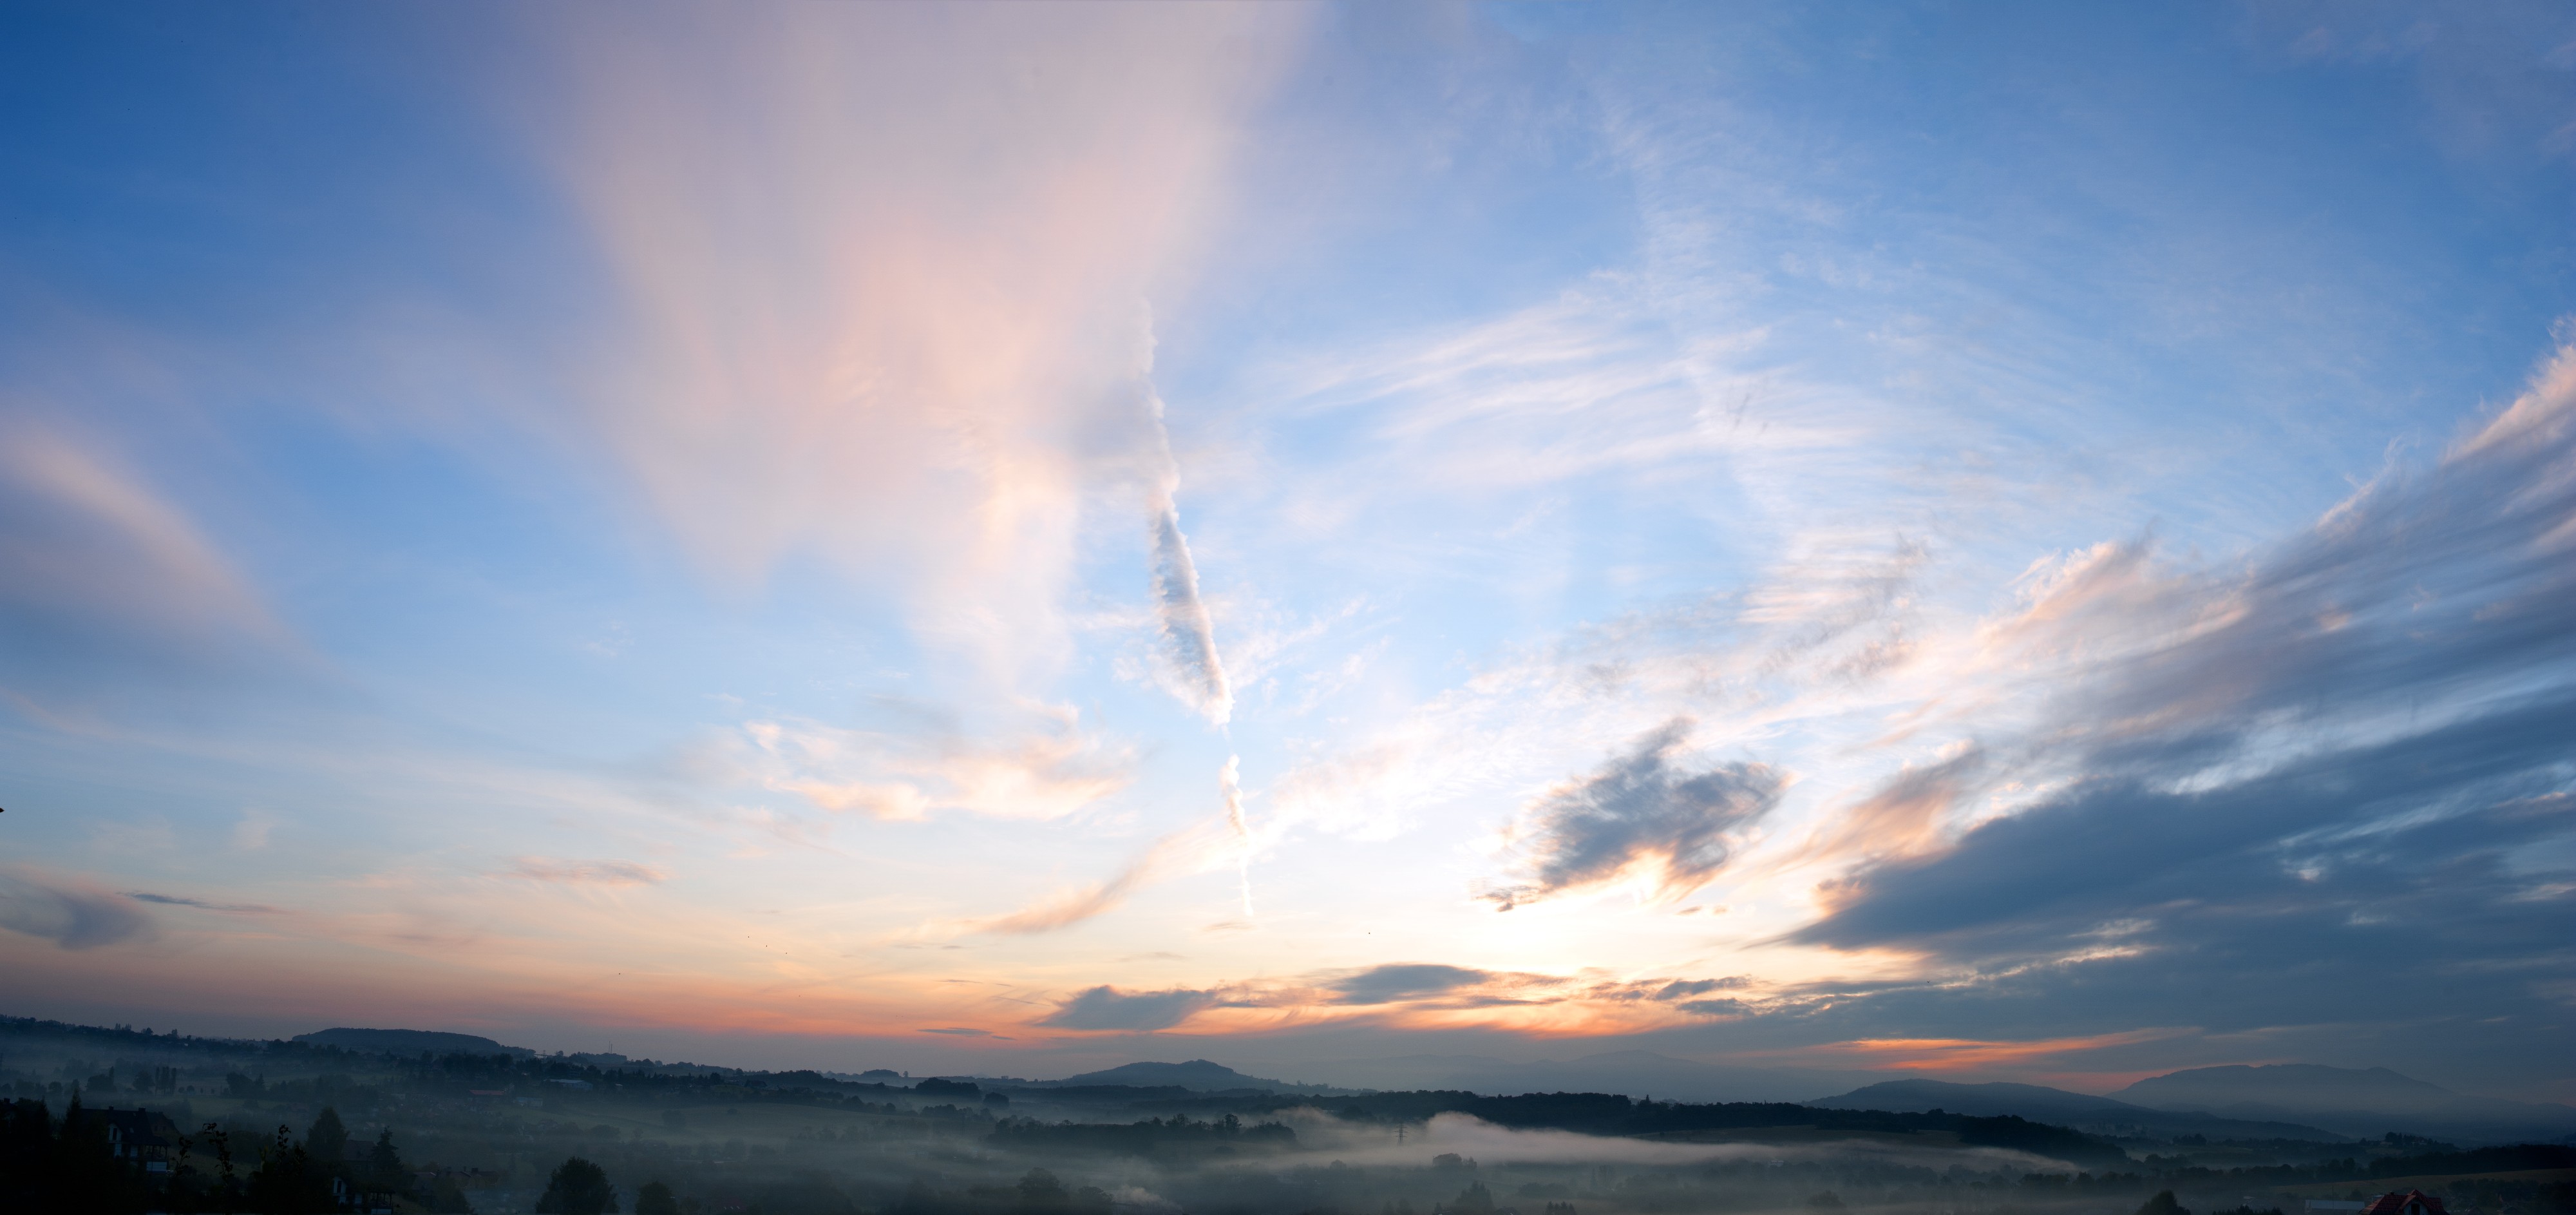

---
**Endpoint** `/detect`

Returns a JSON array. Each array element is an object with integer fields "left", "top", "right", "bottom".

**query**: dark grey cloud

[
  {"left": 1653, "top": 977, "right": 1749, "bottom": 1000},
  {"left": 1707, "top": 788, "right": 2573, "bottom": 1091},
  {"left": 1327, "top": 963, "right": 1493, "bottom": 1004},
  {"left": 1038, "top": 985, "right": 1216, "bottom": 1031},
  {"left": 1801, "top": 352, "right": 2576, "bottom": 959},
  {"left": 1483, "top": 718, "right": 1781, "bottom": 910},
  {"left": 1794, "top": 695, "right": 2574, "bottom": 953},
  {"left": 1748, "top": 349, "right": 2576, "bottom": 1092},
  {"left": 0, "top": 869, "right": 156, "bottom": 950},
  {"left": 126, "top": 892, "right": 287, "bottom": 914}
]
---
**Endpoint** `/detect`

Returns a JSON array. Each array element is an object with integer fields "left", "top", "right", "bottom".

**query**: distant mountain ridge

[
  {"left": 1035, "top": 1059, "right": 1343, "bottom": 1093},
  {"left": 1808, "top": 1078, "right": 2346, "bottom": 1142},
  {"left": 2112, "top": 1064, "right": 2576, "bottom": 1146}
]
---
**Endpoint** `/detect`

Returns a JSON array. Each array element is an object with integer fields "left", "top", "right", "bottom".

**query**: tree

[
  {"left": 538, "top": 1156, "right": 619, "bottom": 1215},
  {"left": 245, "top": 1124, "right": 334, "bottom": 1215},
  {"left": 752, "top": 1172, "right": 857, "bottom": 1215},
  {"left": 306, "top": 1106, "right": 348, "bottom": 1164},
  {"left": 2137, "top": 1192, "right": 2190, "bottom": 1215},
  {"left": 426, "top": 1173, "right": 477, "bottom": 1214},
  {"left": 896, "top": 1178, "right": 943, "bottom": 1215},
  {"left": 366, "top": 1127, "right": 407, "bottom": 1192},
  {"left": 636, "top": 1180, "right": 682, "bottom": 1215},
  {"left": 1018, "top": 1167, "right": 1068, "bottom": 1210}
]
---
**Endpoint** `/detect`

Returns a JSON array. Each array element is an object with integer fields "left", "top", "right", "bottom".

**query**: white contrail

[
  {"left": 1144, "top": 393, "right": 1233, "bottom": 725},
  {"left": 1220, "top": 753, "right": 1252, "bottom": 917},
  {"left": 1132, "top": 313, "right": 1246, "bottom": 914}
]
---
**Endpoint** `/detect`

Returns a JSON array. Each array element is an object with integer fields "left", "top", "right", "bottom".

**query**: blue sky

[{"left": 1, "top": 1, "right": 2571, "bottom": 1099}]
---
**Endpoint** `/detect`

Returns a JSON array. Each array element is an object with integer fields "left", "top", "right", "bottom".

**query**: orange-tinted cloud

[
  {"left": 1797, "top": 1028, "right": 2184, "bottom": 1072},
  {"left": 529, "top": 4, "right": 1304, "bottom": 698},
  {"left": 1796, "top": 745, "right": 1984, "bottom": 876}
]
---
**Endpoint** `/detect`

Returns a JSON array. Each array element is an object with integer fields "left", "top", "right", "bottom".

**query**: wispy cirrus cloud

[
  {"left": 0, "top": 423, "right": 295, "bottom": 711},
  {"left": 743, "top": 709, "right": 1131, "bottom": 823},
  {"left": 963, "top": 810, "right": 1251, "bottom": 936},
  {"left": 526, "top": 5, "right": 1303, "bottom": 702},
  {"left": 126, "top": 892, "right": 289, "bottom": 914},
  {"left": 509, "top": 859, "right": 668, "bottom": 886}
]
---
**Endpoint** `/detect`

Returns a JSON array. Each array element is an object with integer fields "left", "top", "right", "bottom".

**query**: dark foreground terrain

[{"left": 5, "top": 1017, "right": 2570, "bottom": 1215}]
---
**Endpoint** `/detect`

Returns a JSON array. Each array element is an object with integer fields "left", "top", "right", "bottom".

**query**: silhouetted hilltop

[
  {"left": 1810, "top": 1078, "right": 2345, "bottom": 1141},
  {"left": 1036, "top": 1060, "right": 1343, "bottom": 1093},
  {"left": 292, "top": 1027, "right": 535, "bottom": 1058},
  {"left": 2115, "top": 1064, "right": 2576, "bottom": 1145}
]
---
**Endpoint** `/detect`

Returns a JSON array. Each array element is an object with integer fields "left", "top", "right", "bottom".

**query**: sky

[{"left": 1, "top": 1, "right": 2572, "bottom": 1101}]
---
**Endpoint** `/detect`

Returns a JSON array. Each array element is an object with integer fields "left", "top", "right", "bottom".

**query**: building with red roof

[{"left": 2359, "top": 1191, "right": 2448, "bottom": 1215}]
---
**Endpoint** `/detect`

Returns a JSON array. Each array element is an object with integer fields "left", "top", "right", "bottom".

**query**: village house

[
  {"left": 84, "top": 1107, "right": 183, "bottom": 1174},
  {"left": 2360, "top": 1191, "right": 2450, "bottom": 1215}
]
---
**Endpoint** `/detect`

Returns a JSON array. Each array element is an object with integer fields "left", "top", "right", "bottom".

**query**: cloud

[
  {"left": 1326, "top": 963, "right": 1494, "bottom": 1004},
  {"left": 1220, "top": 754, "right": 1252, "bottom": 917},
  {"left": 971, "top": 854, "right": 1160, "bottom": 937},
  {"left": 1038, "top": 984, "right": 1217, "bottom": 1031},
  {"left": 509, "top": 859, "right": 668, "bottom": 886},
  {"left": 966, "top": 814, "right": 1249, "bottom": 935},
  {"left": 1149, "top": 492, "right": 1233, "bottom": 723},
  {"left": 1798, "top": 342, "right": 2576, "bottom": 955},
  {"left": 1652, "top": 977, "right": 1750, "bottom": 1000},
  {"left": 0, "top": 868, "right": 156, "bottom": 950},
  {"left": 920, "top": 1026, "right": 1012, "bottom": 1038},
  {"left": 1717, "top": 345, "right": 2576, "bottom": 1085},
  {"left": 521, "top": 4, "right": 1302, "bottom": 698},
  {"left": 1481, "top": 718, "right": 1783, "bottom": 910},
  {"left": 1137, "top": 354, "right": 1236, "bottom": 726},
  {"left": 746, "top": 709, "right": 1130, "bottom": 822},
  {"left": 0, "top": 423, "right": 292, "bottom": 707},
  {"left": 125, "top": 892, "right": 288, "bottom": 914},
  {"left": 1795, "top": 694, "right": 2576, "bottom": 953},
  {"left": 1794, "top": 745, "right": 1984, "bottom": 867}
]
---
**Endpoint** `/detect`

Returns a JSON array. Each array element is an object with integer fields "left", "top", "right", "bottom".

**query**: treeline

[
  {"left": 1242, "top": 1091, "right": 2132, "bottom": 1170},
  {"left": 2014, "top": 1154, "right": 2576, "bottom": 1205},
  {"left": 401, "top": 1051, "right": 913, "bottom": 1102},
  {"left": 0, "top": 1095, "right": 468, "bottom": 1215},
  {"left": 988, "top": 1112, "right": 1296, "bottom": 1157},
  {"left": 2368, "top": 1144, "right": 2576, "bottom": 1178}
]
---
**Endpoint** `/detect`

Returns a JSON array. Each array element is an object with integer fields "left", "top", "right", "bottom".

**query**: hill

[
  {"left": 2114, "top": 1065, "right": 2576, "bottom": 1145},
  {"left": 1809, "top": 1078, "right": 2345, "bottom": 1142},
  {"left": 1040, "top": 1059, "right": 1338, "bottom": 1093},
  {"left": 292, "top": 1027, "right": 536, "bottom": 1058}
]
